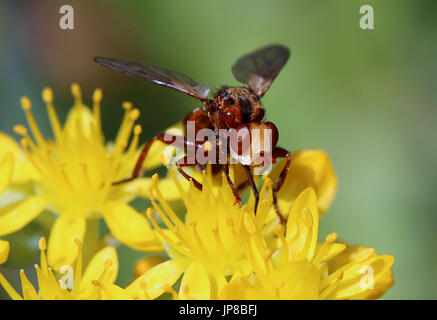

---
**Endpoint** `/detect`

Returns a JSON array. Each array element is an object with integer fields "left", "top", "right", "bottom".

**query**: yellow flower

[
  {"left": 219, "top": 188, "right": 395, "bottom": 300},
  {"left": 0, "top": 153, "right": 13, "bottom": 265},
  {"left": 0, "top": 237, "right": 131, "bottom": 300},
  {"left": 0, "top": 84, "right": 178, "bottom": 269},
  {"left": 0, "top": 240, "right": 9, "bottom": 265},
  {"left": 127, "top": 152, "right": 337, "bottom": 300}
]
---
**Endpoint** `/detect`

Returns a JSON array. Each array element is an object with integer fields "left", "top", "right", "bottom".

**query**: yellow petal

[
  {"left": 99, "top": 283, "right": 131, "bottom": 300},
  {"left": 179, "top": 261, "right": 211, "bottom": 300},
  {"left": 0, "top": 240, "right": 10, "bottom": 264},
  {"left": 20, "top": 270, "right": 39, "bottom": 300},
  {"left": 323, "top": 254, "right": 395, "bottom": 300},
  {"left": 124, "top": 177, "right": 180, "bottom": 202},
  {"left": 142, "top": 123, "right": 185, "bottom": 171},
  {"left": 80, "top": 247, "right": 118, "bottom": 292},
  {"left": 126, "top": 257, "right": 188, "bottom": 299},
  {"left": 278, "top": 261, "right": 319, "bottom": 299},
  {"left": 270, "top": 150, "right": 337, "bottom": 217},
  {"left": 314, "top": 242, "right": 346, "bottom": 264},
  {"left": 285, "top": 188, "right": 319, "bottom": 261},
  {"left": 64, "top": 104, "right": 96, "bottom": 139},
  {"left": 218, "top": 277, "right": 266, "bottom": 300},
  {"left": 327, "top": 244, "right": 395, "bottom": 299},
  {"left": 0, "top": 133, "right": 38, "bottom": 183},
  {"left": 0, "top": 195, "right": 46, "bottom": 236},
  {"left": 47, "top": 215, "right": 86, "bottom": 270},
  {"left": 101, "top": 201, "right": 162, "bottom": 251},
  {"left": 0, "top": 153, "right": 14, "bottom": 195},
  {"left": 35, "top": 265, "right": 71, "bottom": 300},
  {"left": 134, "top": 255, "right": 167, "bottom": 278}
]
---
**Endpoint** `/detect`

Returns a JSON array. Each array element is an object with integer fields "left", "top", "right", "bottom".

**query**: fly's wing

[
  {"left": 231, "top": 45, "right": 290, "bottom": 97},
  {"left": 94, "top": 57, "right": 211, "bottom": 101}
]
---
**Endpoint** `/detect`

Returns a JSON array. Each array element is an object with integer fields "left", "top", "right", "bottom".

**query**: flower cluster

[{"left": 0, "top": 85, "right": 394, "bottom": 300}]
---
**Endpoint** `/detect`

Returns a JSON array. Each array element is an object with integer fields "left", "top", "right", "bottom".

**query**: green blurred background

[{"left": 1, "top": 0, "right": 436, "bottom": 299}]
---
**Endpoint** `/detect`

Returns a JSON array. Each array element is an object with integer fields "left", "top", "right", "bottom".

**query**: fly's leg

[
  {"left": 176, "top": 156, "right": 203, "bottom": 190},
  {"left": 223, "top": 164, "right": 241, "bottom": 206},
  {"left": 272, "top": 147, "right": 291, "bottom": 224},
  {"left": 112, "top": 132, "right": 200, "bottom": 185},
  {"left": 243, "top": 165, "right": 260, "bottom": 214}
]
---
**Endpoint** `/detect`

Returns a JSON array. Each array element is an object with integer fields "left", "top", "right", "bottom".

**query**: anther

[
  {"left": 122, "top": 102, "right": 133, "bottom": 110},
  {"left": 325, "top": 232, "right": 338, "bottom": 243},
  {"left": 146, "top": 208, "right": 154, "bottom": 219},
  {"left": 129, "top": 109, "right": 140, "bottom": 120},
  {"left": 20, "top": 97, "right": 31, "bottom": 110},
  {"left": 152, "top": 173, "right": 159, "bottom": 184},
  {"left": 13, "top": 125, "right": 27, "bottom": 136},
  {"left": 93, "top": 88, "right": 102, "bottom": 103},
  {"left": 134, "top": 124, "right": 142, "bottom": 135},
  {"left": 71, "top": 83, "right": 81, "bottom": 98},
  {"left": 104, "top": 259, "right": 113, "bottom": 268},
  {"left": 74, "top": 237, "right": 82, "bottom": 248},
  {"left": 273, "top": 224, "right": 285, "bottom": 239},
  {"left": 42, "top": 87, "right": 53, "bottom": 103},
  {"left": 38, "top": 237, "right": 47, "bottom": 251}
]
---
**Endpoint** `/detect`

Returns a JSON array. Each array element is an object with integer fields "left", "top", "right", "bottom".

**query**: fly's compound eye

[
  {"left": 220, "top": 90, "right": 228, "bottom": 98},
  {"left": 225, "top": 97, "right": 235, "bottom": 105}
]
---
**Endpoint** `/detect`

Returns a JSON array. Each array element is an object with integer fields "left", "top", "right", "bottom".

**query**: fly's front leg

[
  {"left": 243, "top": 165, "right": 259, "bottom": 214},
  {"left": 272, "top": 147, "right": 291, "bottom": 224},
  {"left": 176, "top": 156, "right": 203, "bottom": 190},
  {"left": 223, "top": 164, "right": 241, "bottom": 206},
  {"left": 113, "top": 132, "right": 199, "bottom": 185}
]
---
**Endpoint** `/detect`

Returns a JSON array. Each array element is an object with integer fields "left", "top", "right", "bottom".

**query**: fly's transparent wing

[
  {"left": 94, "top": 57, "right": 211, "bottom": 101},
  {"left": 232, "top": 45, "right": 290, "bottom": 97}
]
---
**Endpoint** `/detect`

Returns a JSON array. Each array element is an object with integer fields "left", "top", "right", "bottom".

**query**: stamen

[
  {"left": 146, "top": 208, "right": 188, "bottom": 256},
  {"left": 92, "top": 88, "right": 103, "bottom": 134},
  {"left": 181, "top": 285, "right": 192, "bottom": 299},
  {"left": 0, "top": 273, "right": 22, "bottom": 300},
  {"left": 14, "top": 125, "right": 37, "bottom": 152},
  {"left": 273, "top": 224, "right": 289, "bottom": 263},
  {"left": 60, "top": 162, "right": 75, "bottom": 195},
  {"left": 351, "top": 248, "right": 375, "bottom": 263},
  {"left": 99, "top": 155, "right": 114, "bottom": 199},
  {"left": 20, "top": 96, "right": 46, "bottom": 147},
  {"left": 162, "top": 284, "right": 179, "bottom": 300},
  {"left": 151, "top": 174, "right": 184, "bottom": 230},
  {"left": 20, "top": 139, "right": 45, "bottom": 176},
  {"left": 38, "top": 237, "right": 48, "bottom": 277},
  {"left": 149, "top": 195, "right": 176, "bottom": 230},
  {"left": 42, "top": 87, "right": 62, "bottom": 141},
  {"left": 71, "top": 83, "right": 83, "bottom": 105},
  {"left": 275, "top": 280, "right": 285, "bottom": 299},
  {"left": 165, "top": 165, "right": 187, "bottom": 204},
  {"left": 79, "top": 162, "right": 91, "bottom": 187},
  {"left": 124, "top": 124, "right": 141, "bottom": 161},
  {"left": 190, "top": 221, "right": 210, "bottom": 259},
  {"left": 139, "top": 281, "right": 151, "bottom": 300},
  {"left": 72, "top": 237, "right": 83, "bottom": 294},
  {"left": 320, "top": 271, "right": 344, "bottom": 300},
  {"left": 212, "top": 227, "right": 226, "bottom": 255},
  {"left": 114, "top": 103, "right": 136, "bottom": 150}
]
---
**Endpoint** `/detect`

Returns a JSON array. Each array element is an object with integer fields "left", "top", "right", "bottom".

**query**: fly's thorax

[{"left": 214, "top": 87, "right": 265, "bottom": 129}]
